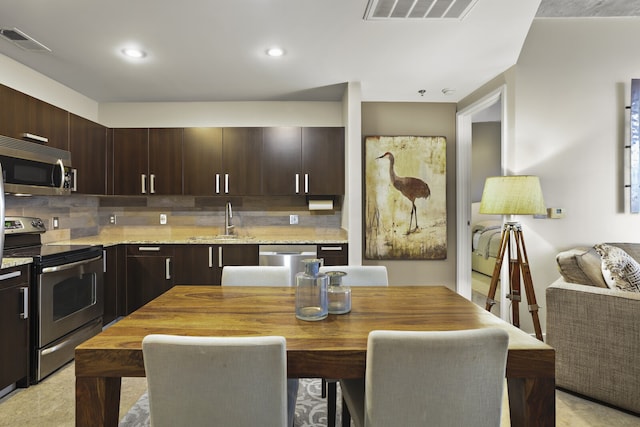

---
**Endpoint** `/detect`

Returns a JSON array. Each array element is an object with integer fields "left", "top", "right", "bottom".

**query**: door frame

[{"left": 455, "top": 85, "right": 508, "bottom": 320}]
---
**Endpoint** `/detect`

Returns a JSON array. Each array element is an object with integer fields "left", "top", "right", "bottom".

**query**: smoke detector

[
  {"left": 0, "top": 28, "right": 51, "bottom": 52},
  {"left": 364, "top": 0, "right": 479, "bottom": 20}
]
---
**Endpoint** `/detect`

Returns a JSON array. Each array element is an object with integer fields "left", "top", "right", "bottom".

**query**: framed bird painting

[{"left": 364, "top": 135, "right": 447, "bottom": 260}]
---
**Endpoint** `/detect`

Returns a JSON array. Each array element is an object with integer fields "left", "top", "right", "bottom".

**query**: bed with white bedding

[{"left": 470, "top": 202, "right": 503, "bottom": 277}]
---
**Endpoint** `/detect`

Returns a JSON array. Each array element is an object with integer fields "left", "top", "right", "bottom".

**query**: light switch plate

[
  {"left": 290, "top": 214, "right": 298, "bottom": 225},
  {"left": 160, "top": 214, "right": 167, "bottom": 225}
]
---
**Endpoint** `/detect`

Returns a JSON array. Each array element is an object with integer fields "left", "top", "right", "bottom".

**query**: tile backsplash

[{"left": 5, "top": 194, "right": 342, "bottom": 243}]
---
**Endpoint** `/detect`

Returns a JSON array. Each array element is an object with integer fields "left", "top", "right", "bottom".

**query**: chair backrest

[
  {"left": 319, "top": 265, "right": 388, "bottom": 286},
  {"left": 221, "top": 265, "right": 291, "bottom": 286},
  {"left": 142, "top": 334, "right": 287, "bottom": 427},
  {"left": 365, "top": 328, "right": 509, "bottom": 427}
]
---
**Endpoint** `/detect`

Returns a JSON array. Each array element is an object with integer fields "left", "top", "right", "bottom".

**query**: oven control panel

[{"left": 4, "top": 217, "right": 46, "bottom": 234}]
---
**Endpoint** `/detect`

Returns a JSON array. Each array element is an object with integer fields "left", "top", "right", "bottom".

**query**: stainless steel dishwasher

[{"left": 258, "top": 245, "right": 317, "bottom": 286}]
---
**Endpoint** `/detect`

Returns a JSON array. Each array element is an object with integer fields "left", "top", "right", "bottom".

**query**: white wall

[
  {"left": 0, "top": 54, "right": 98, "bottom": 121},
  {"left": 503, "top": 18, "right": 640, "bottom": 333}
]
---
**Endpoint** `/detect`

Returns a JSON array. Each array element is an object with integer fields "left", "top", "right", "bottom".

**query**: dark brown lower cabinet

[
  {"left": 173, "top": 244, "right": 259, "bottom": 285},
  {"left": 126, "top": 246, "right": 174, "bottom": 313},
  {"left": 318, "top": 244, "right": 349, "bottom": 266},
  {"left": 103, "top": 245, "right": 126, "bottom": 325},
  {"left": 0, "top": 266, "right": 30, "bottom": 390}
]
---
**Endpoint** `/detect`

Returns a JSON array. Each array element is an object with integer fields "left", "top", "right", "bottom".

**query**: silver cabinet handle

[
  {"left": 150, "top": 174, "right": 156, "bottom": 194},
  {"left": 20, "top": 286, "right": 29, "bottom": 319},
  {"left": 218, "top": 246, "right": 223, "bottom": 268},
  {"left": 138, "top": 246, "right": 161, "bottom": 251},
  {"left": 225, "top": 174, "right": 229, "bottom": 194},
  {"left": 103, "top": 249, "right": 107, "bottom": 273},
  {"left": 141, "top": 174, "right": 147, "bottom": 194},
  {"left": 320, "top": 246, "right": 343, "bottom": 251},
  {"left": 215, "top": 174, "right": 220, "bottom": 194},
  {"left": 304, "top": 173, "right": 309, "bottom": 193},
  {"left": 22, "top": 133, "right": 48, "bottom": 143},
  {"left": 295, "top": 174, "right": 300, "bottom": 193},
  {"left": 208, "top": 246, "right": 213, "bottom": 268},
  {"left": 165, "top": 258, "right": 171, "bottom": 280},
  {"left": 0, "top": 270, "right": 21, "bottom": 281}
]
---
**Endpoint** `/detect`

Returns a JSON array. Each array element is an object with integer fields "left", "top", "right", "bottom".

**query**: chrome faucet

[{"left": 224, "top": 201, "right": 234, "bottom": 235}]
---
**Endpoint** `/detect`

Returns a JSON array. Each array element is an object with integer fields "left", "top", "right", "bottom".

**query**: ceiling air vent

[
  {"left": 364, "top": 0, "right": 479, "bottom": 20},
  {"left": 0, "top": 28, "right": 51, "bottom": 52}
]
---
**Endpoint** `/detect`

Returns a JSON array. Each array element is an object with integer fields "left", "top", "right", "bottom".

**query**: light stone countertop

[
  {"left": 49, "top": 226, "right": 348, "bottom": 247},
  {"left": 2, "top": 257, "right": 33, "bottom": 269}
]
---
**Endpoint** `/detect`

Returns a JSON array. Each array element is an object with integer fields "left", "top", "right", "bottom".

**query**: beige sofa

[{"left": 546, "top": 243, "right": 640, "bottom": 414}]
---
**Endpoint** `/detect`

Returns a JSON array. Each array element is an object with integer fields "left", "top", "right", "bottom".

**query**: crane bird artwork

[
  {"left": 364, "top": 135, "right": 447, "bottom": 260},
  {"left": 377, "top": 151, "right": 431, "bottom": 234}
]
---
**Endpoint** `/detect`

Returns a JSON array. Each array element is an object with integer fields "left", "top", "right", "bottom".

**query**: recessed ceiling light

[
  {"left": 266, "top": 47, "right": 285, "bottom": 57},
  {"left": 121, "top": 48, "right": 147, "bottom": 58}
]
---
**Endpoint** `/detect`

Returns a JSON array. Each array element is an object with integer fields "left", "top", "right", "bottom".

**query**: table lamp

[{"left": 479, "top": 175, "right": 545, "bottom": 341}]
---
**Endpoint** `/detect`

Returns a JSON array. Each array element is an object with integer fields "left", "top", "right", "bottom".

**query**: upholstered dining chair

[
  {"left": 318, "top": 265, "right": 389, "bottom": 427},
  {"left": 221, "top": 264, "right": 298, "bottom": 427},
  {"left": 340, "top": 328, "right": 509, "bottom": 427},
  {"left": 221, "top": 265, "right": 291, "bottom": 286},
  {"left": 142, "top": 334, "right": 288, "bottom": 427}
]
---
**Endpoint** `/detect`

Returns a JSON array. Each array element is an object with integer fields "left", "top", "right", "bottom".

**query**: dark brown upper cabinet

[
  {"left": 69, "top": 114, "right": 107, "bottom": 194},
  {"left": 183, "top": 127, "right": 262, "bottom": 196},
  {"left": 263, "top": 127, "right": 345, "bottom": 196},
  {"left": 113, "top": 128, "right": 183, "bottom": 195},
  {"left": 0, "top": 84, "right": 69, "bottom": 150}
]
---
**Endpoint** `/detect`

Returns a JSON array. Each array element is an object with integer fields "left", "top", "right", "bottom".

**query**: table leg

[
  {"left": 507, "top": 377, "right": 555, "bottom": 427},
  {"left": 76, "top": 376, "right": 122, "bottom": 427},
  {"left": 328, "top": 381, "right": 337, "bottom": 427}
]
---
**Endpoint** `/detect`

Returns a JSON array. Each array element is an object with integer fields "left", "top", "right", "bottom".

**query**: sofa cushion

[
  {"left": 556, "top": 247, "right": 608, "bottom": 288},
  {"left": 594, "top": 243, "right": 640, "bottom": 292}
]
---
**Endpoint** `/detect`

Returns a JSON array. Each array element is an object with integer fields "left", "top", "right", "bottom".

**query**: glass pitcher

[{"left": 295, "top": 259, "right": 328, "bottom": 321}]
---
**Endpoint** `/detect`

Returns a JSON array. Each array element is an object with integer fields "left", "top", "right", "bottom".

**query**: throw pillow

[{"left": 594, "top": 243, "right": 640, "bottom": 292}]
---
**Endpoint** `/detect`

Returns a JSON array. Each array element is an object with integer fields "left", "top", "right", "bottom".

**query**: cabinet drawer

[
  {"left": 0, "top": 266, "right": 29, "bottom": 291},
  {"left": 127, "top": 245, "right": 174, "bottom": 256},
  {"left": 317, "top": 244, "right": 348, "bottom": 266}
]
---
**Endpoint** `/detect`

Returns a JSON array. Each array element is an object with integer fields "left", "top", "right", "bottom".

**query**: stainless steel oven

[
  {"left": 3, "top": 217, "right": 104, "bottom": 383},
  {"left": 35, "top": 252, "right": 103, "bottom": 382}
]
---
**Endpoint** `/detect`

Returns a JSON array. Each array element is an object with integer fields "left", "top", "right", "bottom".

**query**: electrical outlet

[
  {"left": 289, "top": 214, "right": 299, "bottom": 225},
  {"left": 109, "top": 215, "right": 116, "bottom": 225},
  {"left": 160, "top": 214, "right": 167, "bottom": 225},
  {"left": 52, "top": 217, "right": 59, "bottom": 229}
]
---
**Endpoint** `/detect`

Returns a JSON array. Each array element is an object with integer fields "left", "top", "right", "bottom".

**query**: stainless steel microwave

[{"left": 0, "top": 134, "right": 75, "bottom": 195}]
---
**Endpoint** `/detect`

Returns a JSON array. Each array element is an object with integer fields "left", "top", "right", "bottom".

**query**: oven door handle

[{"left": 41, "top": 255, "right": 102, "bottom": 273}]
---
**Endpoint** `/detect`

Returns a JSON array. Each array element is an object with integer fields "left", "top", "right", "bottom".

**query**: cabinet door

[
  {"left": 220, "top": 244, "right": 259, "bottom": 267},
  {"left": 126, "top": 246, "right": 174, "bottom": 313},
  {"left": 103, "top": 245, "right": 126, "bottom": 324},
  {"left": 149, "top": 128, "right": 183, "bottom": 195},
  {"left": 173, "top": 245, "right": 221, "bottom": 285},
  {"left": 0, "top": 84, "right": 29, "bottom": 140},
  {"left": 0, "top": 266, "right": 30, "bottom": 389},
  {"left": 26, "top": 96, "right": 69, "bottom": 150},
  {"left": 222, "top": 128, "right": 263, "bottom": 195},
  {"left": 113, "top": 128, "right": 148, "bottom": 195},
  {"left": 262, "top": 127, "right": 302, "bottom": 195},
  {"left": 70, "top": 114, "right": 107, "bottom": 194},
  {"left": 0, "top": 84, "right": 69, "bottom": 150},
  {"left": 303, "top": 127, "right": 345, "bottom": 195},
  {"left": 183, "top": 128, "right": 223, "bottom": 195}
]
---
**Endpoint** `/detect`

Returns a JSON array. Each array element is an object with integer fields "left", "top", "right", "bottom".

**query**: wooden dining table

[{"left": 75, "top": 285, "right": 555, "bottom": 427}]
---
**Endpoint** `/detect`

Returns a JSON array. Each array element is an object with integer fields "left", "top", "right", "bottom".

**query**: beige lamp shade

[{"left": 479, "top": 176, "right": 546, "bottom": 215}]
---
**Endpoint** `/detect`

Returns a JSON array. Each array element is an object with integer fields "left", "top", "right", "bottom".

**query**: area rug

[{"left": 119, "top": 378, "right": 344, "bottom": 427}]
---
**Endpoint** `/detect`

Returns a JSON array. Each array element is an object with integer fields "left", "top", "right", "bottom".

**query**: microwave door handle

[{"left": 56, "top": 159, "right": 65, "bottom": 188}]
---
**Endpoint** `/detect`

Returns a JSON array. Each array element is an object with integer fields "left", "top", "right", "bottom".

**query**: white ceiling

[{"left": 0, "top": 1, "right": 636, "bottom": 104}]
